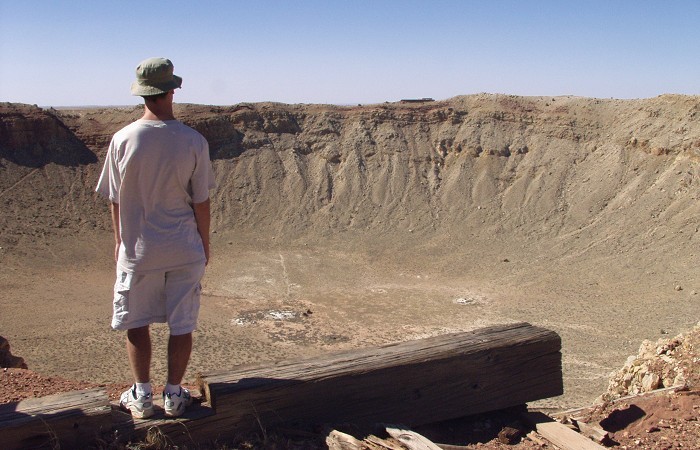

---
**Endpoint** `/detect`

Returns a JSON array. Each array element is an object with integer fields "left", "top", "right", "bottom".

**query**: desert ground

[
  {"left": 3, "top": 226, "right": 697, "bottom": 410},
  {"left": 1, "top": 95, "right": 699, "bottom": 447}
]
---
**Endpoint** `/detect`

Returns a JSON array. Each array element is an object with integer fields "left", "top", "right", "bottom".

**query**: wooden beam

[
  {"left": 198, "top": 322, "right": 562, "bottom": 438},
  {"left": 0, "top": 388, "right": 111, "bottom": 450}
]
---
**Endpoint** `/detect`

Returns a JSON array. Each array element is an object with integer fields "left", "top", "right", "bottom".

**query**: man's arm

[
  {"left": 193, "top": 198, "right": 211, "bottom": 265},
  {"left": 110, "top": 202, "right": 121, "bottom": 262}
]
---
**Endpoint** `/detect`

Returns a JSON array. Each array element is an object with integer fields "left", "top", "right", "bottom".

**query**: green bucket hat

[{"left": 130, "top": 57, "right": 182, "bottom": 96}]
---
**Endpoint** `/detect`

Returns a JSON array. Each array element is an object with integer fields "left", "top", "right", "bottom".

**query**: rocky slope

[{"left": 600, "top": 322, "right": 700, "bottom": 401}]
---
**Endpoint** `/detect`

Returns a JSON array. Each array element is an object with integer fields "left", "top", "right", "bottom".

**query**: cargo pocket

[
  {"left": 189, "top": 282, "right": 202, "bottom": 321},
  {"left": 183, "top": 281, "right": 202, "bottom": 333},
  {"left": 112, "top": 271, "right": 131, "bottom": 328}
]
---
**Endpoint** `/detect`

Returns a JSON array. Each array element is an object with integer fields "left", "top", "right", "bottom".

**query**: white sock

[
  {"left": 135, "top": 382, "right": 152, "bottom": 397},
  {"left": 164, "top": 383, "right": 181, "bottom": 396}
]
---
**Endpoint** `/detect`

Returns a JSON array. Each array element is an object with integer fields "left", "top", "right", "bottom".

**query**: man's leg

[
  {"left": 126, "top": 325, "right": 151, "bottom": 383},
  {"left": 115, "top": 272, "right": 157, "bottom": 418},
  {"left": 121, "top": 325, "right": 155, "bottom": 418},
  {"left": 164, "top": 262, "right": 204, "bottom": 385},
  {"left": 167, "top": 332, "right": 192, "bottom": 385},
  {"left": 162, "top": 264, "right": 203, "bottom": 417}
]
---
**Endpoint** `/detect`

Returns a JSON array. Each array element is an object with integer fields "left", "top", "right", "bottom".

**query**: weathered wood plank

[
  {"left": 110, "top": 394, "right": 215, "bottom": 445},
  {"left": 386, "top": 425, "right": 443, "bottom": 450},
  {"left": 523, "top": 412, "right": 606, "bottom": 450},
  {"left": 326, "top": 429, "right": 365, "bottom": 450},
  {"left": 0, "top": 388, "right": 112, "bottom": 450},
  {"left": 365, "top": 435, "right": 405, "bottom": 450},
  {"left": 198, "top": 322, "right": 562, "bottom": 436},
  {"left": 525, "top": 431, "right": 547, "bottom": 446},
  {"left": 0, "top": 389, "right": 107, "bottom": 420},
  {"left": 571, "top": 418, "right": 611, "bottom": 445}
]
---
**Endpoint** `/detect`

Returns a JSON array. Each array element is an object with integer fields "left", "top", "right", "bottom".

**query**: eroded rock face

[
  {"left": 0, "top": 336, "right": 28, "bottom": 369},
  {"left": 2, "top": 95, "right": 700, "bottom": 248},
  {"left": 0, "top": 103, "right": 96, "bottom": 167}
]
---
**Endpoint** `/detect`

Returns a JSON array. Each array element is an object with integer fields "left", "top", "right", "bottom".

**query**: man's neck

[{"left": 142, "top": 102, "right": 176, "bottom": 121}]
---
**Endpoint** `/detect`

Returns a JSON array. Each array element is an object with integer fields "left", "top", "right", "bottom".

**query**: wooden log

[
  {"left": 0, "top": 388, "right": 111, "bottom": 450},
  {"left": 197, "top": 323, "right": 562, "bottom": 438},
  {"left": 523, "top": 411, "right": 606, "bottom": 450}
]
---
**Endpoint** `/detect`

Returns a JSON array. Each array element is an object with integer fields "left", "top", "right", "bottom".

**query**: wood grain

[{"left": 198, "top": 322, "right": 562, "bottom": 436}]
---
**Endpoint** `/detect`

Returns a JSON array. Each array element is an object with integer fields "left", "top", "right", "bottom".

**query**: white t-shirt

[{"left": 96, "top": 119, "right": 216, "bottom": 273}]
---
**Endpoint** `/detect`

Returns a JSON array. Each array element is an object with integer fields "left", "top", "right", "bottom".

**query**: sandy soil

[{"left": 1, "top": 229, "right": 696, "bottom": 409}]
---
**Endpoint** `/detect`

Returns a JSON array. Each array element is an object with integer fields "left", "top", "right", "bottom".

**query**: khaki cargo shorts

[{"left": 111, "top": 262, "right": 206, "bottom": 335}]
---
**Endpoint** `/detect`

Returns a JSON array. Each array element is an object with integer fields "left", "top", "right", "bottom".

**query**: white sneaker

[
  {"left": 119, "top": 385, "right": 154, "bottom": 419},
  {"left": 163, "top": 387, "right": 193, "bottom": 417}
]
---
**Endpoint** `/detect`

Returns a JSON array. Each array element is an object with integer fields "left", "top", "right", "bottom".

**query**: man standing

[{"left": 96, "top": 57, "right": 215, "bottom": 418}]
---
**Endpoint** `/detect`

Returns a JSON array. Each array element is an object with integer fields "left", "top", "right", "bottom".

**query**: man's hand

[
  {"left": 193, "top": 199, "right": 211, "bottom": 266},
  {"left": 111, "top": 202, "right": 121, "bottom": 263},
  {"left": 203, "top": 240, "right": 210, "bottom": 266}
]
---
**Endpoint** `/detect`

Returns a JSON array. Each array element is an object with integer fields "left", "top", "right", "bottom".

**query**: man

[{"left": 96, "top": 57, "right": 215, "bottom": 418}]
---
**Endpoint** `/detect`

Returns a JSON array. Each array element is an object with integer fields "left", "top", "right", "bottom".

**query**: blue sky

[{"left": 1, "top": 1, "right": 699, "bottom": 106}]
